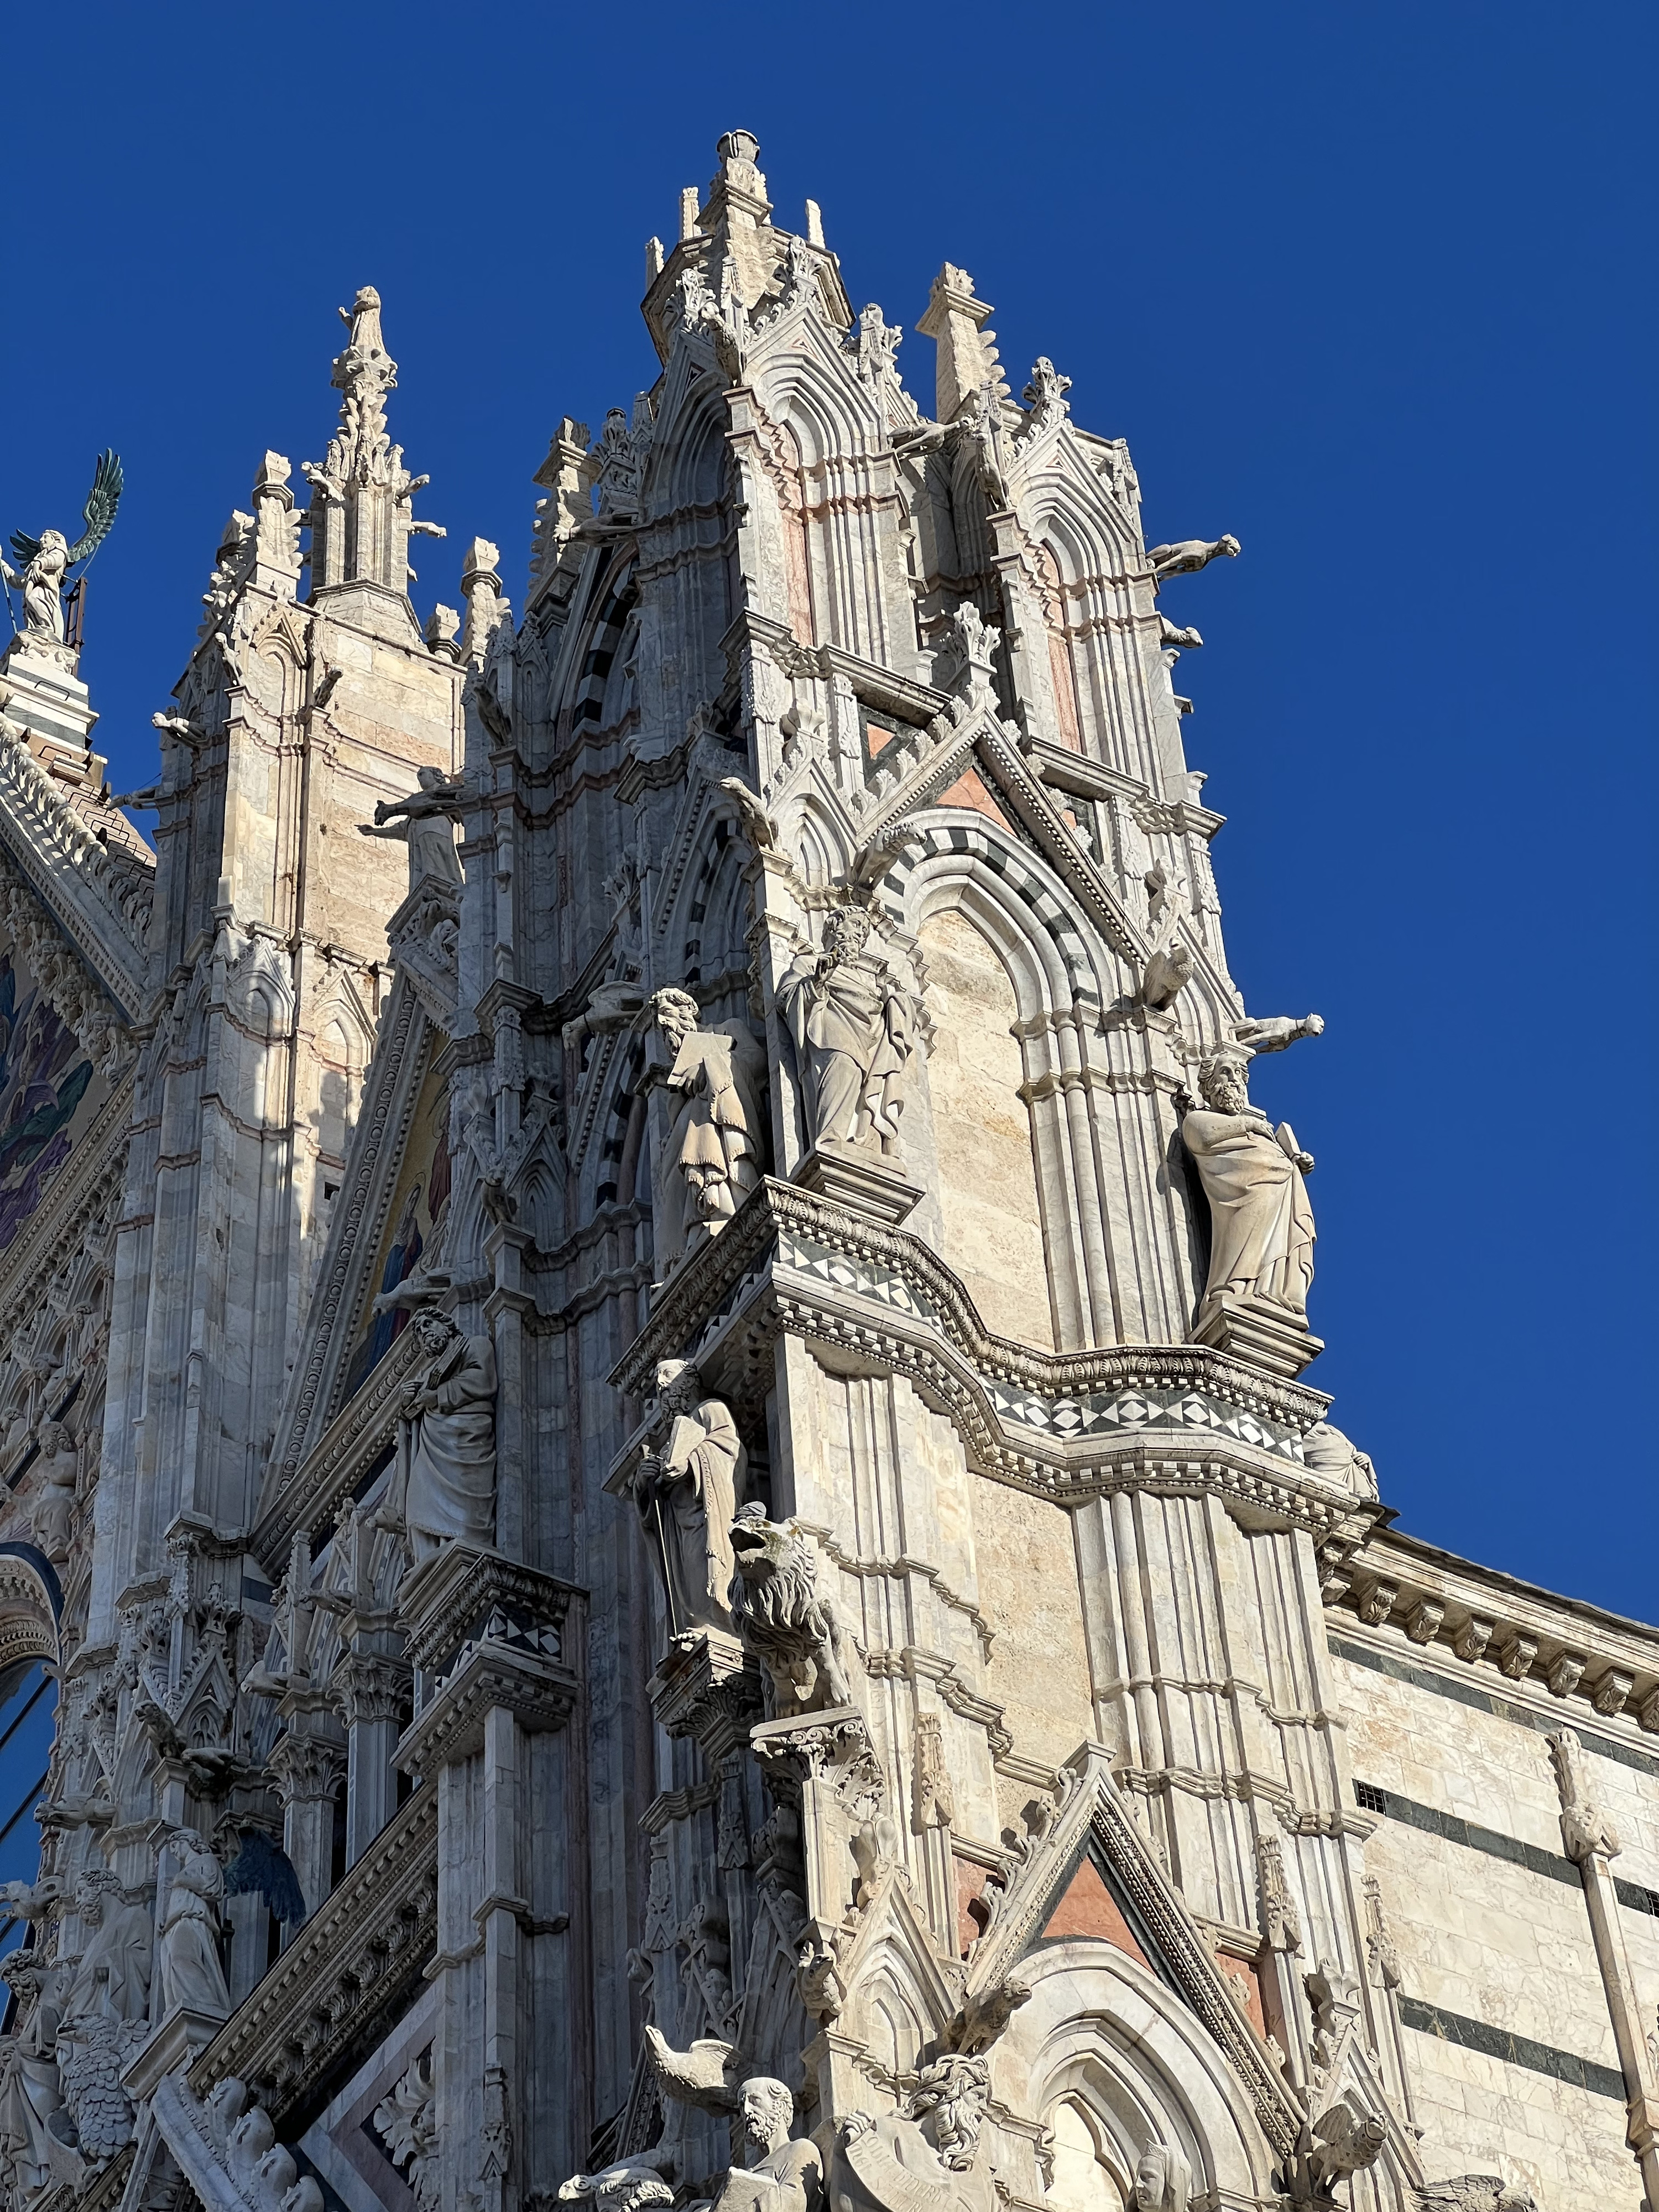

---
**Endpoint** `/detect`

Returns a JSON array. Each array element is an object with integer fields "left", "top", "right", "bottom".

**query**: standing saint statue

[
  {"left": 630, "top": 1360, "right": 745, "bottom": 1640},
  {"left": 155, "top": 1828, "right": 231, "bottom": 2018},
  {"left": 61, "top": 1867, "right": 153, "bottom": 2023},
  {"left": 358, "top": 766, "right": 467, "bottom": 890},
  {"left": 650, "top": 988, "right": 765, "bottom": 1259},
  {"left": 777, "top": 907, "right": 915, "bottom": 1155},
  {"left": 2, "top": 452, "right": 123, "bottom": 646},
  {"left": 375, "top": 1310, "right": 497, "bottom": 1564},
  {"left": 1180, "top": 1048, "right": 1315, "bottom": 1322}
]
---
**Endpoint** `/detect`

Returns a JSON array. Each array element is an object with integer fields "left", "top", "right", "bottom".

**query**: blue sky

[{"left": 0, "top": 2, "right": 1651, "bottom": 1616}]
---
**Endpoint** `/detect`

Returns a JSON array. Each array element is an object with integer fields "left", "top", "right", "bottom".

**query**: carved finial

[
  {"left": 1022, "top": 357, "right": 1072, "bottom": 432},
  {"left": 302, "top": 286, "right": 440, "bottom": 602},
  {"left": 916, "top": 264, "right": 1008, "bottom": 422}
]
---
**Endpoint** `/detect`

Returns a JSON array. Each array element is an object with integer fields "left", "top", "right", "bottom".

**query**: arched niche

[{"left": 916, "top": 902, "right": 1053, "bottom": 1348}]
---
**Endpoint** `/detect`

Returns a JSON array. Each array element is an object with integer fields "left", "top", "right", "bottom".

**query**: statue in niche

[
  {"left": 1129, "top": 2143, "right": 1191, "bottom": 2211},
  {"left": 375, "top": 1310, "right": 497, "bottom": 1564},
  {"left": 651, "top": 989, "right": 765, "bottom": 1258},
  {"left": 832, "top": 2056, "right": 994, "bottom": 2212},
  {"left": 61, "top": 1867, "right": 152, "bottom": 2023},
  {"left": 155, "top": 1826, "right": 231, "bottom": 2017},
  {"left": 0, "top": 1954, "right": 65, "bottom": 2200},
  {"left": 1178, "top": 1048, "right": 1314, "bottom": 1323},
  {"left": 358, "top": 766, "right": 467, "bottom": 890},
  {"left": 731, "top": 1505, "right": 851, "bottom": 1715},
  {"left": 2, "top": 452, "right": 123, "bottom": 645},
  {"left": 28, "top": 1420, "right": 78, "bottom": 1563},
  {"left": 777, "top": 908, "right": 915, "bottom": 1156},
  {"left": 630, "top": 1360, "right": 747, "bottom": 1641}
]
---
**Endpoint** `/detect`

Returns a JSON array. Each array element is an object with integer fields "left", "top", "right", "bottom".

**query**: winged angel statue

[{"left": 3, "top": 450, "right": 123, "bottom": 644}]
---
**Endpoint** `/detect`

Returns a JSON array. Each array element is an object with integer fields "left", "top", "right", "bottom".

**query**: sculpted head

[
  {"left": 1197, "top": 1051, "right": 1251, "bottom": 1115},
  {"left": 822, "top": 906, "right": 874, "bottom": 965},
  {"left": 738, "top": 2076, "right": 795, "bottom": 2158},
  {"left": 74, "top": 1867, "right": 118, "bottom": 1919},
  {"left": 414, "top": 1310, "right": 456, "bottom": 1357},
  {"left": 906, "top": 2054, "right": 989, "bottom": 2172},
  {"left": 1131, "top": 2143, "right": 1189, "bottom": 2211},
  {"left": 654, "top": 1359, "right": 703, "bottom": 1417},
  {"left": 39, "top": 530, "right": 67, "bottom": 558},
  {"left": 415, "top": 766, "right": 447, "bottom": 793},
  {"left": 651, "top": 987, "right": 701, "bottom": 1052}
]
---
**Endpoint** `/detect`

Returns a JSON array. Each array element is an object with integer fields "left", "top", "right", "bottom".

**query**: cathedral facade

[{"left": 0, "top": 130, "right": 1653, "bottom": 2212}]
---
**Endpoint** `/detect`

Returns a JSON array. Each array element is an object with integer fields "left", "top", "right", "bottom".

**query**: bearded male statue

[
  {"left": 1179, "top": 1047, "right": 1315, "bottom": 1323},
  {"left": 778, "top": 907, "right": 915, "bottom": 1156},
  {"left": 831, "top": 2056, "right": 995, "bottom": 2212},
  {"left": 630, "top": 1360, "right": 746, "bottom": 1641}
]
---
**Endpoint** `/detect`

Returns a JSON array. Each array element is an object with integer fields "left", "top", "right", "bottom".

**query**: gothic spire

[{"left": 302, "top": 285, "right": 443, "bottom": 611}]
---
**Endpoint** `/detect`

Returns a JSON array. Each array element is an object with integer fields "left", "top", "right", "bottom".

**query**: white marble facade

[{"left": 0, "top": 130, "right": 1650, "bottom": 2212}]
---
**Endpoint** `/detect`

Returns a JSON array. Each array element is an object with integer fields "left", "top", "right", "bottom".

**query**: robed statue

[
  {"left": 1180, "top": 1048, "right": 1314, "bottom": 1321},
  {"left": 630, "top": 1360, "right": 746, "bottom": 1640},
  {"left": 777, "top": 906, "right": 915, "bottom": 1155},
  {"left": 376, "top": 1310, "right": 498, "bottom": 1564},
  {"left": 3, "top": 452, "right": 123, "bottom": 645}
]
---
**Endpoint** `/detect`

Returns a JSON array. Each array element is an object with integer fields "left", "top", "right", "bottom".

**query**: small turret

[{"left": 301, "top": 286, "right": 444, "bottom": 627}]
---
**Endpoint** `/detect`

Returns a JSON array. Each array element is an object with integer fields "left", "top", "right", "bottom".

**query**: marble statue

[
  {"left": 651, "top": 988, "right": 765, "bottom": 1255},
  {"left": 2, "top": 452, "right": 123, "bottom": 643},
  {"left": 0, "top": 1954, "right": 65, "bottom": 2200},
  {"left": 731, "top": 1505, "right": 851, "bottom": 1715},
  {"left": 28, "top": 1421, "right": 77, "bottom": 1563},
  {"left": 702, "top": 2078, "right": 822, "bottom": 2212},
  {"left": 1232, "top": 1012, "right": 1323, "bottom": 1056},
  {"left": 375, "top": 1310, "right": 497, "bottom": 1562},
  {"left": 778, "top": 908, "right": 915, "bottom": 1155},
  {"left": 61, "top": 1868, "right": 152, "bottom": 2023},
  {"left": 833, "top": 2058, "right": 994, "bottom": 2212},
  {"left": 1129, "top": 2142, "right": 1191, "bottom": 2211},
  {"left": 1146, "top": 534, "right": 1239, "bottom": 582},
  {"left": 631, "top": 1360, "right": 746, "bottom": 1640},
  {"left": 358, "top": 767, "right": 467, "bottom": 889},
  {"left": 156, "top": 1827, "right": 231, "bottom": 2017},
  {"left": 1180, "top": 1049, "right": 1314, "bottom": 1321}
]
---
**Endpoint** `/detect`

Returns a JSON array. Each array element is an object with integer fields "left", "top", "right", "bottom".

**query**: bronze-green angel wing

[
  {"left": 65, "top": 450, "right": 123, "bottom": 566},
  {"left": 7, "top": 529, "right": 41, "bottom": 566}
]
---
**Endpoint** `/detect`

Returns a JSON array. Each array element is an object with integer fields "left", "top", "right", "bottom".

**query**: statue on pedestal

[
  {"left": 61, "top": 1867, "right": 152, "bottom": 2024},
  {"left": 2, "top": 453, "right": 123, "bottom": 646},
  {"left": 156, "top": 1827, "right": 231, "bottom": 2018},
  {"left": 778, "top": 908, "right": 915, "bottom": 1155},
  {"left": 651, "top": 989, "right": 765, "bottom": 1256},
  {"left": 377, "top": 1311, "right": 497, "bottom": 1564},
  {"left": 1179, "top": 1048, "right": 1314, "bottom": 1323},
  {"left": 631, "top": 1361, "right": 746, "bottom": 1641}
]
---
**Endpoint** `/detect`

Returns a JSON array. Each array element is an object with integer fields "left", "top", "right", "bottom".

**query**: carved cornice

[
  {"left": 189, "top": 1782, "right": 438, "bottom": 2122},
  {"left": 1326, "top": 1525, "right": 1659, "bottom": 1743},
  {"left": 251, "top": 1322, "right": 421, "bottom": 1573},
  {"left": 0, "top": 718, "right": 152, "bottom": 1015},
  {"left": 608, "top": 1179, "right": 1363, "bottom": 1532}
]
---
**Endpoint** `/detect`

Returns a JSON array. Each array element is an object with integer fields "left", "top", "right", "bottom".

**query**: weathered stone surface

[{"left": 0, "top": 124, "right": 1644, "bottom": 2212}]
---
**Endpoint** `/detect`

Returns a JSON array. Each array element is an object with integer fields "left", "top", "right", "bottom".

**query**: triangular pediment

[{"left": 966, "top": 1744, "right": 1302, "bottom": 2159}]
